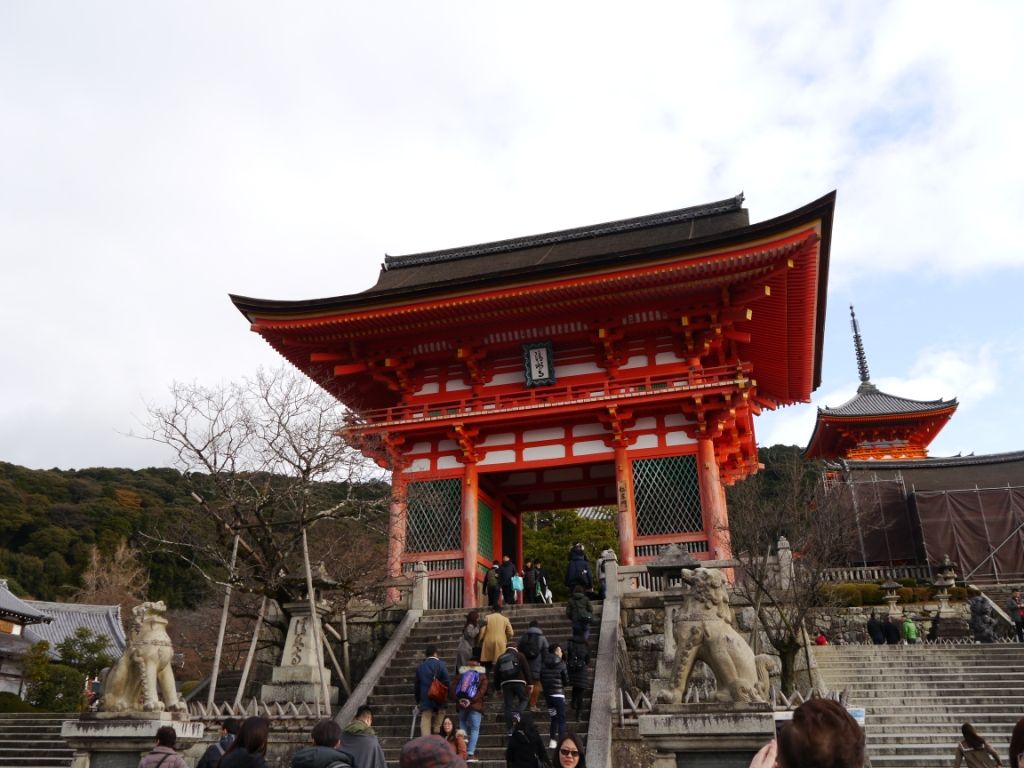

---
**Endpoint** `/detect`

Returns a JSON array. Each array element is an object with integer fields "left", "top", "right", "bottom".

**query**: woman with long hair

[
  {"left": 438, "top": 714, "right": 467, "bottom": 760},
  {"left": 456, "top": 610, "right": 480, "bottom": 671},
  {"left": 554, "top": 733, "right": 586, "bottom": 768},
  {"left": 954, "top": 723, "right": 1002, "bottom": 768},
  {"left": 217, "top": 716, "right": 269, "bottom": 768}
]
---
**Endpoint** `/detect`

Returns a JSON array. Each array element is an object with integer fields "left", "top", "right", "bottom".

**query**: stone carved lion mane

[
  {"left": 100, "top": 601, "right": 185, "bottom": 713},
  {"left": 659, "top": 567, "right": 772, "bottom": 705}
]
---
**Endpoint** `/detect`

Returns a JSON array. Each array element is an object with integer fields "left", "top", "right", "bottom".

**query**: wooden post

[
  {"left": 462, "top": 463, "right": 479, "bottom": 609},
  {"left": 386, "top": 474, "right": 408, "bottom": 604},
  {"left": 207, "top": 533, "right": 239, "bottom": 707},
  {"left": 234, "top": 596, "right": 266, "bottom": 707},
  {"left": 698, "top": 438, "right": 731, "bottom": 559},
  {"left": 614, "top": 446, "right": 637, "bottom": 565},
  {"left": 301, "top": 528, "right": 330, "bottom": 716}
]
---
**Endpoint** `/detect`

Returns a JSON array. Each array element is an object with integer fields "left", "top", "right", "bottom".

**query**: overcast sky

[{"left": 2, "top": 2, "right": 1022, "bottom": 471}]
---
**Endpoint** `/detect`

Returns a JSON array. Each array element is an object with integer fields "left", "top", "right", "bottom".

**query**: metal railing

[{"left": 823, "top": 565, "right": 933, "bottom": 583}]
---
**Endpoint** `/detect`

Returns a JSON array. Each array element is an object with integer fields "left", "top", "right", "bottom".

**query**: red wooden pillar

[
  {"left": 697, "top": 438, "right": 730, "bottom": 559},
  {"left": 386, "top": 474, "right": 408, "bottom": 604},
  {"left": 614, "top": 445, "right": 637, "bottom": 565},
  {"left": 462, "top": 463, "right": 479, "bottom": 609}
]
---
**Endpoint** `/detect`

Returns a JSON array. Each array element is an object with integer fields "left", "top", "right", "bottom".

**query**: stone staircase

[
  {"left": 365, "top": 602, "right": 600, "bottom": 767},
  {"left": 814, "top": 643, "right": 1024, "bottom": 768},
  {"left": 0, "top": 713, "right": 73, "bottom": 768}
]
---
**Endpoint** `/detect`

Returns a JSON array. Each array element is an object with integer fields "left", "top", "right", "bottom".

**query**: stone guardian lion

[
  {"left": 100, "top": 600, "right": 185, "bottom": 713},
  {"left": 658, "top": 567, "right": 773, "bottom": 705}
]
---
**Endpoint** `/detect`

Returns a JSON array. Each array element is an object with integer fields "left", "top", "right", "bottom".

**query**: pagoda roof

[
  {"left": 0, "top": 580, "right": 52, "bottom": 626},
  {"left": 817, "top": 383, "right": 958, "bottom": 418}
]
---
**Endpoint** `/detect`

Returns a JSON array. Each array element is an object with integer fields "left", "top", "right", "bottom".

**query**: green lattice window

[
  {"left": 632, "top": 455, "right": 702, "bottom": 536},
  {"left": 406, "top": 479, "right": 462, "bottom": 553},
  {"left": 477, "top": 500, "right": 493, "bottom": 562}
]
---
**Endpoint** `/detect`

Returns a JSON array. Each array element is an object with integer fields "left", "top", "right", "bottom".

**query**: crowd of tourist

[
  {"left": 406, "top": 542, "right": 598, "bottom": 764},
  {"left": 135, "top": 544, "right": 600, "bottom": 768}
]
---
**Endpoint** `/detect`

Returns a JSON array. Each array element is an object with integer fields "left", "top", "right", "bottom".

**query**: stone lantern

[
  {"left": 933, "top": 555, "right": 957, "bottom": 619},
  {"left": 882, "top": 578, "right": 902, "bottom": 618}
]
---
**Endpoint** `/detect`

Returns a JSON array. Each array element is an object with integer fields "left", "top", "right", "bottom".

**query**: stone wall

[{"left": 335, "top": 601, "right": 405, "bottom": 695}]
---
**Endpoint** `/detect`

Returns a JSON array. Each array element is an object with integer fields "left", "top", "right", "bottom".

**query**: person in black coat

[
  {"left": 539, "top": 645, "right": 570, "bottom": 748},
  {"left": 505, "top": 711, "right": 551, "bottom": 768},
  {"left": 564, "top": 544, "right": 593, "bottom": 593},
  {"left": 499, "top": 555, "right": 517, "bottom": 606},
  {"left": 565, "top": 633, "right": 590, "bottom": 721},
  {"left": 882, "top": 615, "right": 901, "bottom": 645},
  {"left": 866, "top": 612, "right": 884, "bottom": 645},
  {"left": 524, "top": 560, "right": 537, "bottom": 605}
]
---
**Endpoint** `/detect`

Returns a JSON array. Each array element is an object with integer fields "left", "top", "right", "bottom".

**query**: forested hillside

[{"left": 0, "top": 462, "right": 389, "bottom": 609}]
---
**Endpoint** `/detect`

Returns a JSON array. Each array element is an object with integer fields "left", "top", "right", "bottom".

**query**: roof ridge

[
  {"left": 24, "top": 599, "right": 121, "bottom": 613},
  {"left": 383, "top": 193, "right": 745, "bottom": 270}
]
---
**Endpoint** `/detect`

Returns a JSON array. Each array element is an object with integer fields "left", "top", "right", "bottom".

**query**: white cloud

[{"left": 1, "top": 1, "right": 1022, "bottom": 468}]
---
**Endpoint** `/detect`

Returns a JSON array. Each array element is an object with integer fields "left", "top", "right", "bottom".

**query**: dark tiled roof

[
  {"left": 0, "top": 580, "right": 51, "bottom": 625},
  {"left": 836, "top": 449, "right": 1024, "bottom": 471},
  {"left": 818, "top": 383, "right": 957, "bottom": 417},
  {"left": 383, "top": 194, "right": 746, "bottom": 270},
  {"left": 23, "top": 600, "right": 126, "bottom": 655},
  {"left": 366, "top": 195, "right": 751, "bottom": 295}
]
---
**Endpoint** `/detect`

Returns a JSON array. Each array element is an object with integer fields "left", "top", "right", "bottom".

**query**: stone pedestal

[
  {"left": 261, "top": 600, "right": 339, "bottom": 705},
  {"left": 639, "top": 705, "right": 774, "bottom": 767},
  {"left": 61, "top": 713, "right": 203, "bottom": 768}
]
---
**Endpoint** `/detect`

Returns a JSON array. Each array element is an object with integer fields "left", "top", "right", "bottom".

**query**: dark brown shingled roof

[
  {"left": 367, "top": 194, "right": 750, "bottom": 294},
  {"left": 818, "top": 382, "right": 958, "bottom": 417},
  {"left": 832, "top": 450, "right": 1024, "bottom": 492},
  {"left": 384, "top": 194, "right": 746, "bottom": 269}
]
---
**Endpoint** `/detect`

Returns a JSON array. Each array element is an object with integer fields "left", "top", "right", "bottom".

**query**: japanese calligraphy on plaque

[{"left": 522, "top": 341, "right": 555, "bottom": 387}]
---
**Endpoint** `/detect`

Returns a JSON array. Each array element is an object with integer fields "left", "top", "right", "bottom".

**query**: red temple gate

[{"left": 232, "top": 193, "right": 835, "bottom": 607}]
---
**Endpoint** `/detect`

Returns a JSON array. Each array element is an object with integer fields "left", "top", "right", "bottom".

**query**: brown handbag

[{"left": 428, "top": 675, "right": 449, "bottom": 705}]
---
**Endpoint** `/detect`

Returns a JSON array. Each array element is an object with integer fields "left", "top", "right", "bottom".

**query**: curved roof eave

[{"left": 231, "top": 192, "right": 834, "bottom": 316}]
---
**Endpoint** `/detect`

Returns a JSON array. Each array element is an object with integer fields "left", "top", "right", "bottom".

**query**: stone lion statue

[
  {"left": 100, "top": 601, "right": 185, "bottom": 713},
  {"left": 658, "top": 567, "right": 773, "bottom": 705}
]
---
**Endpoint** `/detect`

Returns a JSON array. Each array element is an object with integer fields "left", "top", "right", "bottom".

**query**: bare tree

[
  {"left": 141, "top": 366, "right": 389, "bottom": 605},
  {"left": 726, "top": 446, "right": 858, "bottom": 693},
  {"left": 74, "top": 540, "right": 149, "bottom": 628}
]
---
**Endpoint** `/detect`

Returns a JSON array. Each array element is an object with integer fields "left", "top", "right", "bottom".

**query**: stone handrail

[
  {"left": 334, "top": 563, "right": 428, "bottom": 725},
  {"left": 587, "top": 558, "right": 622, "bottom": 767}
]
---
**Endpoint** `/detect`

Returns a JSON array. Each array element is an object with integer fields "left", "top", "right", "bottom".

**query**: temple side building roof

[
  {"left": 0, "top": 580, "right": 51, "bottom": 626},
  {"left": 828, "top": 450, "right": 1024, "bottom": 493},
  {"left": 23, "top": 600, "right": 127, "bottom": 654}
]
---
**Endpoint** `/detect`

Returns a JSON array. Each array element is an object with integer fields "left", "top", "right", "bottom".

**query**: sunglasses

[{"left": 559, "top": 748, "right": 580, "bottom": 758}]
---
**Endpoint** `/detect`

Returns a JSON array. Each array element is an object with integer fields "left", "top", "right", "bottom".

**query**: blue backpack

[{"left": 456, "top": 669, "right": 481, "bottom": 701}]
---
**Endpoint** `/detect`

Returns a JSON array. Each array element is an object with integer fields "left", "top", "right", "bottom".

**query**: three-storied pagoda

[
  {"left": 804, "top": 306, "right": 958, "bottom": 461},
  {"left": 231, "top": 192, "right": 835, "bottom": 607}
]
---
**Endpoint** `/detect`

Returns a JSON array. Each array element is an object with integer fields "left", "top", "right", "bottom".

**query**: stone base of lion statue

[
  {"left": 638, "top": 706, "right": 775, "bottom": 768},
  {"left": 62, "top": 715, "right": 204, "bottom": 768}
]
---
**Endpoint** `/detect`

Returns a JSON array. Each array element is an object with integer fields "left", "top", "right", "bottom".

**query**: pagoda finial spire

[{"left": 850, "top": 305, "right": 872, "bottom": 387}]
